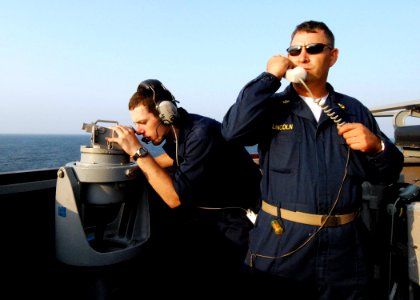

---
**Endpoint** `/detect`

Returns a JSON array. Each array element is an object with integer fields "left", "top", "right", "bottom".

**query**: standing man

[
  {"left": 107, "top": 79, "right": 261, "bottom": 289},
  {"left": 221, "top": 20, "right": 403, "bottom": 299}
]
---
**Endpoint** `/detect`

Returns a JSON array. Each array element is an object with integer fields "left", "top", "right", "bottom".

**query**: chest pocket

[{"left": 268, "top": 127, "right": 301, "bottom": 173}]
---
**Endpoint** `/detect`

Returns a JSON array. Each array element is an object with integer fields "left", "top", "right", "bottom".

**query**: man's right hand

[
  {"left": 266, "top": 55, "right": 292, "bottom": 79},
  {"left": 106, "top": 125, "right": 141, "bottom": 157}
]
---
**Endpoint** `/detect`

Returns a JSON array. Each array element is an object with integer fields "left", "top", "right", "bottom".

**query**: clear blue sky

[{"left": 1, "top": 0, "right": 419, "bottom": 137}]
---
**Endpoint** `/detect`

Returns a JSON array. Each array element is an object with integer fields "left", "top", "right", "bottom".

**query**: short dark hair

[
  {"left": 291, "top": 20, "right": 335, "bottom": 48},
  {"left": 128, "top": 79, "right": 175, "bottom": 117},
  {"left": 128, "top": 89, "right": 157, "bottom": 115}
]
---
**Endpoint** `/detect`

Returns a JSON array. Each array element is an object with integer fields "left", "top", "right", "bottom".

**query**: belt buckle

[{"left": 321, "top": 215, "right": 339, "bottom": 227}]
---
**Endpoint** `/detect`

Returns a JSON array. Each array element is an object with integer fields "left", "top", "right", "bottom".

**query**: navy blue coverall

[
  {"left": 221, "top": 72, "right": 404, "bottom": 299},
  {"left": 146, "top": 107, "right": 261, "bottom": 286}
]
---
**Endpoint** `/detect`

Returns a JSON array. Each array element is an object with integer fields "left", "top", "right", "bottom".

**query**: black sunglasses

[{"left": 286, "top": 43, "right": 332, "bottom": 56}]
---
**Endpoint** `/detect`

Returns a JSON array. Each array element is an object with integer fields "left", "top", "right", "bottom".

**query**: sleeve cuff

[{"left": 373, "top": 140, "right": 385, "bottom": 155}]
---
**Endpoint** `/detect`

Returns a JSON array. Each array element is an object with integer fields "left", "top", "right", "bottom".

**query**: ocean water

[
  {"left": 0, "top": 134, "right": 259, "bottom": 173},
  {"left": 0, "top": 134, "right": 164, "bottom": 173}
]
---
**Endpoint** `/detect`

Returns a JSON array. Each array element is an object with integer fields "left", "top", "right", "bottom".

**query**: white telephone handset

[
  {"left": 284, "top": 66, "right": 345, "bottom": 126},
  {"left": 285, "top": 66, "right": 307, "bottom": 83}
]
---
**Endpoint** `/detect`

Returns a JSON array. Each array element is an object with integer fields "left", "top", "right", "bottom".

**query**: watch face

[
  {"left": 133, "top": 146, "right": 148, "bottom": 161},
  {"left": 136, "top": 147, "right": 149, "bottom": 160},
  {"left": 139, "top": 147, "right": 148, "bottom": 157}
]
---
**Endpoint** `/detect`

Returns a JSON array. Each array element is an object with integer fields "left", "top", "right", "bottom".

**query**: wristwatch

[{"left": 132, "top": 146, "right": 149, "bottom": 161}]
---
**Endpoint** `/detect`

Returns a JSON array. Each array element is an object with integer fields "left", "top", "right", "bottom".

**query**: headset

[
  {"left": 138, "top": 79, "right": 179, "bottom": 125},
  {"left": 137, "top": 79, "right": 180, "bottom": 166}
]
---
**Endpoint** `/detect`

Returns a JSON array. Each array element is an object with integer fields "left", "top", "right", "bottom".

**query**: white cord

[
  {"left": 195, "top": 205, "right": 256, "bottom": 222},
  {"left": 298, "top": 78, "right": 346, "bottom": 126},
  {"left": 388, "top": 197, "right": 401, "bottom": 299},
  {"left": 196, "top": 205, "right": 249, "bottom": 213},
  {"left": 171, "top": 124, "right": 179, "bottom": 167}
]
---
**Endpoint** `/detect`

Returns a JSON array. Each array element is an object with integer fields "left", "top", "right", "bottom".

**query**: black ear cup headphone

[{"left": 138, "top": 79, "right": 178, "bottom": 125}]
